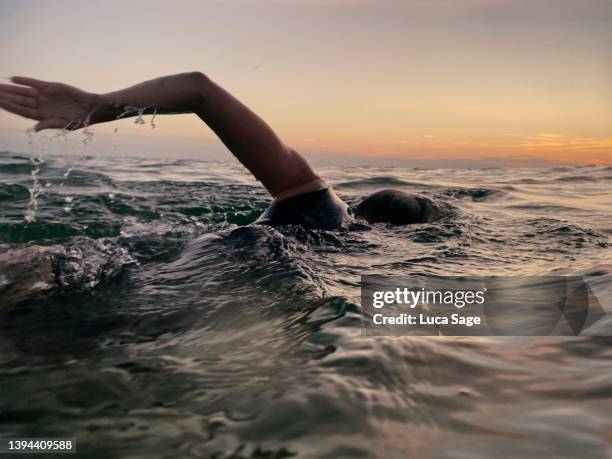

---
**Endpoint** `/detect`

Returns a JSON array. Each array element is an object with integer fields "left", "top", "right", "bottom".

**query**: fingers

[
  {"left": 0, "top": 91, "right": 37, "bottom": 109},
  {"left": 0, "top": 78, "right": 41, "bottom": 119},
  {"left": 11, "top": 76, "right": 49, "bottom": 89},
  {"left": 0, "top": 83, "right": 37, "bottom": 98},
  {"left": 0, "top": 99, "right": 40, "bottom": 120},
  {"left": 34, "top": 118, "right": 67, "bottom": 131}
]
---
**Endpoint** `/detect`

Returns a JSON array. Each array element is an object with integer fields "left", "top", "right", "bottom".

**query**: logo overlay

[{"left": 361, "top": 276, "right": 608, "bottom": 336}]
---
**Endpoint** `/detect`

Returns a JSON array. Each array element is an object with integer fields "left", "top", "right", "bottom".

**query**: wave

[
  {"left": 402, "top": 224, "right": 467, "bottom": 243},
  {"left": 516, "top": 178, "right": 546, "bottom": 184},
  {"left": 335, "top": 176, "right": 437, "bottom": 190},
  {"left": 522, "top": 219, "right": 609, "bottom": 248},
  {"left": 56, "top": 237, "right": 136, "bottom": 289},
  {"left": 0, "top": 238, "right": 135, "bottom": 310},
  {"left": 0, "top": 163, "right": 36, "bottom": 175},
  {"left": 506, "top": 203, "right": 589, "bottom": 214},
  {"left": 555, "top": 175, "right": 597, "bottom": 183},
  {"left": 442, "top": 187, "right": 508, "bottom": 202},
  {"left": 550, "top": 166, "right": 575, "bottom": 172},
  {"left": 0, "top": 183, "right": 29, "bottom": 201},
  {"left": 61, "top": 169, "right": 116, "bottom": 187}
]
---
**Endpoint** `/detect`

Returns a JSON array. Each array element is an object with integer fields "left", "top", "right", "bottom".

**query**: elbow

[
  {"left": 184, "top": 71, "right": 211, "bottom": 108},
  {"left": 185, "top": 71, "right": 209, "bottom": 85}
]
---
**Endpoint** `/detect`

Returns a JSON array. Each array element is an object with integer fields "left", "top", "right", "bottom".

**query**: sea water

[{"left": 0, "top": 151, "right": 611, "bottom": 458}]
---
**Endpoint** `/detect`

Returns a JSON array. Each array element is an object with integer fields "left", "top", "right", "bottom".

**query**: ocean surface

[{"left": 1, "top": 151, "right": 611, "bottom": 458}]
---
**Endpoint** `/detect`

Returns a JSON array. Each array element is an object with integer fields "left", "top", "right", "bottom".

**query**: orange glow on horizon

[{"left": 0, "top": 0, "right": 610, "bottom": 165}]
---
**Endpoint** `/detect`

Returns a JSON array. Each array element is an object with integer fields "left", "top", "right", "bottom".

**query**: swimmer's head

[{"left": 353, "top": 189, "right": 448, "bottom": 225}]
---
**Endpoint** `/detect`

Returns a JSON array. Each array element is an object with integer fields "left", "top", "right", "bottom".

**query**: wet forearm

[
  {"left": 89, "top": 72, "right": 205, "bottom": 124},
  {"left": 89, "top": 71, "right": 319, "bottom": 196}
]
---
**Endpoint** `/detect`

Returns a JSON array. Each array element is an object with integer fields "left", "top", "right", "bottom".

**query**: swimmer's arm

[
  {"left": 99, "top": 73, "right": 322, "bottom": 196},
  {"left": 99, "top": 72, "right": 321, "bottom": 197},
  {"left": 0, "top": 73, "right": 320, "bottom": 197},
  {"left": 92, "top": 73, "right": 203, "bottom": 119},
  {"left": 191, "top": 73, "right": 321, "bottom": 198}
]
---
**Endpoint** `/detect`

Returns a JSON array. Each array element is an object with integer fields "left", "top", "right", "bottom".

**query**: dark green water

[{"left": 1, "top": 152, "right": 612, "bottom": 458}]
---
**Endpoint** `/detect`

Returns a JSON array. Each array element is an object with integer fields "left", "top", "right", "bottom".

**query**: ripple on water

[
  {"left": 335, "top": 176, "right": 438, "bottom": 190},
  {"left": 442, "top": 187, "right": 508, "bottom": 202},
  {"left": 1, "top": 152, "right": 612, "bottom": 458}
]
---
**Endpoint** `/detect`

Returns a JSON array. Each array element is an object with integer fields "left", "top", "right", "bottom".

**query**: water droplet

[
  {"left": 24, "top": 129, "right": 44, "bottom": 223},
  {"left": 58, "top": 113, "right": 96, "bottom": 194},
  {"left": 134, "top": 107, "right": 146, "bottom": 125},
  {"left": 150, "top": 108, "right": 157, "bottom": 129},
  {"left": 117, "top": 106, "right": 138, "bottom": 119}
]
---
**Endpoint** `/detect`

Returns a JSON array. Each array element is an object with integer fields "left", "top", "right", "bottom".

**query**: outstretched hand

[{"left": 0, "top": 77, "right": 96, "bottom": 131}]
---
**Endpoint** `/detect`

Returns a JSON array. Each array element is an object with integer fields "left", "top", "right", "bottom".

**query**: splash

[
  {"left": 150, "top": 108, "right": 157, "bottom": 129},
  {"left": 116, "top": 105, "right": 139, "bottom": 119},
  {"left": 59, "top": 123, "right": 95, "bottom": 198},
  {"left": 116, "top": 105, "right": 149, "bottom": 125},
  {"left": 110, "top": 127, "right": 120, "bottom": 155},
  {"left": 24, "top": 129, "right": 47, "bottom": 223},
  {"left": 58, "top": 105, "right": 156, "bottom": 190},
  {"left": 24, "top": 161, "right": 43, "bottom": 222},
  {"left": 53, "top": 238, "right": 137, "bottom": 289},
  {"left": 23, "top": 105, "right": 158, "bottom": 221},
  {"left": 134, "top": 107, "right": 147, "bottom": 125},
  {"left": 24, "top": 127, "right": 70, "bottom": 222},
  {"left": 107, "top": 106, "right": 157, "bottom": 156}
]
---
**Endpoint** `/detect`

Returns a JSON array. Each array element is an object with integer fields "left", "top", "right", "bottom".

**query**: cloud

[{"left": 520, "top": 133, "right": 612, "bottom": 152}]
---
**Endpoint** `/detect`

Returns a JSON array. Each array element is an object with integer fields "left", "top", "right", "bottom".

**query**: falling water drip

[
  {"left": 64, "top": 195, "right": 73, "bottom": 212},
  {"left": 22, "top": 105, "right": 159, "bottom": 221},
  {"left": 115, "top": 105, "right": 152, "bottom": 125},
  {"left": 134, "top": 107, "right": 147, "bottom": 125},
  {"left": 150, "top": 108, "right": 157, "bottom": 129},
  {"left": 59, "top": 111, "right": 96, "bottom": 194},
  {"left": 24, "top": 128, "right": 45, "bottom": 223},
  {"left": 52, "top": 127, "right": 70, "bottom": 142},
  {"left": 25, "top": 157, "right": 43, "bottom": 223},
  {"left": 61, "top": 127, "right": 94, "bottom": 187},
  {"left": 116, "top": 106, "right": 139, "bottom": 120},
  {"left": 109, "top": 127, "right": 120, "bottom": 155}
]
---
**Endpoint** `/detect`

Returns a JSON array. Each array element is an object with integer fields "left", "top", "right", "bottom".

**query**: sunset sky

[{"left": 0, "top": 0, "right": 611, "bottom": 165}]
